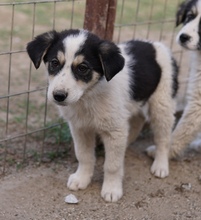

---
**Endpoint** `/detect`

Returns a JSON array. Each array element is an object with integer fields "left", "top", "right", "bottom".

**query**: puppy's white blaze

[{"left": 63, "top": 30, "right": 87, "bottom": 66}]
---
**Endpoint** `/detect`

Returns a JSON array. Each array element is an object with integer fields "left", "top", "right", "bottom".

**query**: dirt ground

[{"left": 0, "top": 136, "right": 201, "bottom": 220}]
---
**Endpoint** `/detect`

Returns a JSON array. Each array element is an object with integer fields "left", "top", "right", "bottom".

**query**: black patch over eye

[
  {"left": 50, "top": 58, "right": 59, "bottom": 69},
  {"left": 77, "top": 63, "right": 89, "bottom": 74},
  {"left": 49, "top": 58, "right": 61, "bottom": 75},
  {"left": 72, "top": 62, "right": 93, "bottom": 83},
  {"left": 185, "top": 13, "right": 196, "bottom": 23}
]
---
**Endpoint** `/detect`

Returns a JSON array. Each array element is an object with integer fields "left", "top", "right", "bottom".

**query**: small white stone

[
  {"left": 181, "top": 183, "right": 192, "bottom": 191},
  {"left": 65, "top": 194, "right": 79, "bottom": 204}
]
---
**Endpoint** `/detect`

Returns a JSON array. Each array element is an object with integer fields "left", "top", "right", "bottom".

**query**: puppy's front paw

[
  {"left": 146, "top": 145, "right": 156, "bottom": 158},
  {"left": 67, "top": 172, "right": 91, "bottom": 191},
  {"left": 101, "top": 181, "right": 123, "bottom": 202},
  {"left": 151, "top": 157, "right": 169, "bottom": 178}
]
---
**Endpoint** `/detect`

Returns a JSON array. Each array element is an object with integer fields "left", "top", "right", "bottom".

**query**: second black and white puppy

[
  {"left": 168, "top": 0, "right": 201, "bottom": 157},
  {"left": 27, "top": 29, "right": 178, "bottom": 202}
]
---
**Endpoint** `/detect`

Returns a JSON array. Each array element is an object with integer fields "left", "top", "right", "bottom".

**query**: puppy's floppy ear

[
  {"left": 98, "top": 41, "right": 125, "bottom": 81},
  {"left": 26, "top": 30, "right": 57, "bottom": 69},
  {"left": 176, "top": 1, "right": 187, "bottom": 27}
]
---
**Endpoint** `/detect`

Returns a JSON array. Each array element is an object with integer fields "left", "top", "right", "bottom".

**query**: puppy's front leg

[
  {"left": 100, "top": 128, "right": 128, "bottom": 202},
  {"left": 67, "top": 124, "right": 96, "bottom": 191},
  {"left": 170, "top": 100, "right": 201, "bottom": 157}
]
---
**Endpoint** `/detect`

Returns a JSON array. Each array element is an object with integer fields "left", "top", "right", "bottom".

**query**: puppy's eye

[
  {"left": 50, "top": 58, "right": 60, "bottom": 69},
  {"left": 185, "top": 14, "right": 196, "bottom": 23},
  {"left": 77, "top": 63, "right": 89, "bottom": 74}
]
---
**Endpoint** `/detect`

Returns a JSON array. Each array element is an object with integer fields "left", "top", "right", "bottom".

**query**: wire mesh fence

[
  {"left": 0, "top": 0, "right": 86, "bottom": 174},
  {"left": 0, "top": 0, "right": 188, "bottom": 175}
]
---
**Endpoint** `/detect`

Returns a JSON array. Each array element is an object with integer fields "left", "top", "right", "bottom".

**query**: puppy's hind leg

[
  {"left": 147, "top": 95, "right": 201, "bottom": 159},
  {"left": 67, "top": 123, "right": 96, "bottom": 191},
  {"left": 148, "top": 92, "right": 175, "bottom": 178}
]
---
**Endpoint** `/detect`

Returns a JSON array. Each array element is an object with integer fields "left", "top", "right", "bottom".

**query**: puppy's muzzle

[
  {"left": 179, "top": 33, "right": 191, "bottom": 44},
  {"left": 53, "top": 90, "right": 68, "bottom": 102}
]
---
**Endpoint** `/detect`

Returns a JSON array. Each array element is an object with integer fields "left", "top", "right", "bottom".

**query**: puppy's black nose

[
  {"left": 179, "top": 33, "right": 191, "bottom": 43},
  {"left": 53, "top": 90, "right": 68, "bottom": 102}
]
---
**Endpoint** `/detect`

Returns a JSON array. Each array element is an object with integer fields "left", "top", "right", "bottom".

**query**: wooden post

[{"left": 84, "top": 0, "right": 117, "bottom": 41}]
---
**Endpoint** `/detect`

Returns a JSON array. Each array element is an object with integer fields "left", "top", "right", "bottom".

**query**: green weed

[{"left": 45, "top": 121, "right": 72, "bottom": 144}]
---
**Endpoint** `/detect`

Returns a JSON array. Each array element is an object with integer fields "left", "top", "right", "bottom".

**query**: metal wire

[
  {"left": 0, "top": 0, "right": 86, "bottom": 174},
  {"left": 132, "top": 0, "right": 140, "bottom": 38},
  {"left": 23, "top": 2, "right": 36, "bottom": 163},
  {"left": 145, "top": 0, "right": 155, "bottom": 39},
  {"left": 0, "top": 0, "right": 77, "bottom": 6}
]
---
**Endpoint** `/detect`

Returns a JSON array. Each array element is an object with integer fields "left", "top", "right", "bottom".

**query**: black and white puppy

[
  {"left": 27, "top": 29, "right": 178, "bottom": 202},
  {"left": 166, "top": 0, "right": 201, "bottom": 157}
]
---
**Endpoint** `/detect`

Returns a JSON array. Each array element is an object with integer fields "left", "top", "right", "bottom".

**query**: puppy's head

[
  {"left": 176, "top": 0, "right": 201, "bottom": 50},
  {"left": 27, "top": 29, "right": 124, "bottom": 106}
]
